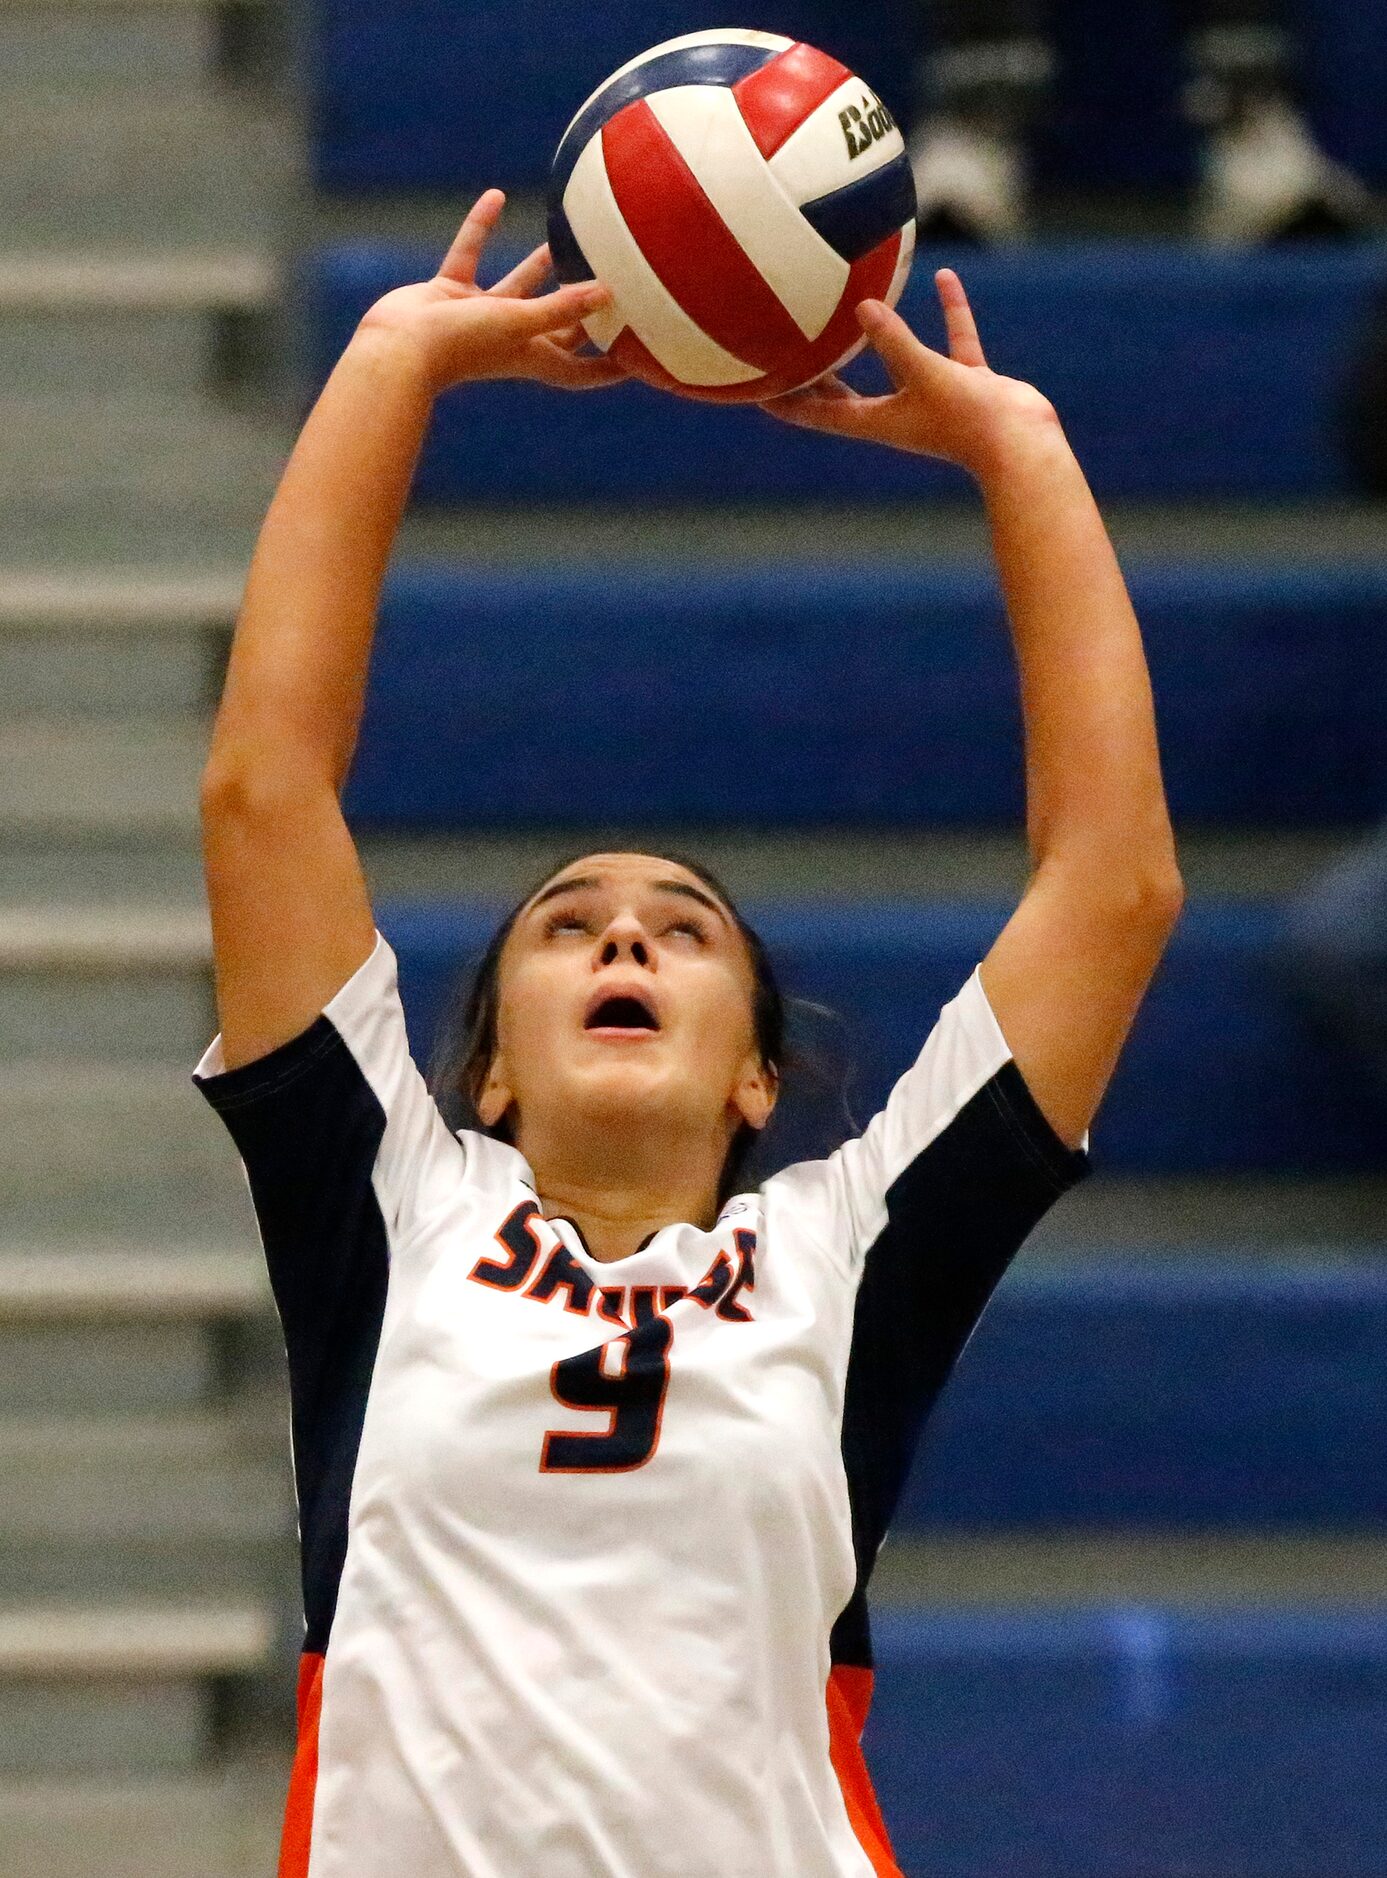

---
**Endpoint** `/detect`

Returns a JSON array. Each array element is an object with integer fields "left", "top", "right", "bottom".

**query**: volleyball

[{"left": 545, "top": 29, "right": 917, "bottom": 403}]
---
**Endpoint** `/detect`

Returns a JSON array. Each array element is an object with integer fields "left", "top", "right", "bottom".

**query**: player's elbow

[
  {"left": 1046, "top": 846, "right": 1185, "bottom": 953},
  {"left": 1112, "top": 855, "right": 1186, "bottom": 947},
  {"left": 1148, "top": 857, "right": 1186, "bottom": 930},
  {"left": 199, "top": 749, "right": 333, "bottom": 836}
]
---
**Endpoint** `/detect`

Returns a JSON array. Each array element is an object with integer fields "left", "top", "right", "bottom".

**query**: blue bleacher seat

[
  {"left": 312, "top": 242, "right": 1387, "bottom": 501},
  {"left": 865, "top": 1608, "right": 1387, "bottom": 1877},
  {"left": 342, "top": 560, "right": 1387, "bottom": 831},
  {"left": 378, "top": 897, "right": 1387, "bottom": 1179},
  {"left": 312, "top": 0, "right": 1387, "bottom": 195},
  {"left": 906, "top": 1260, "right": 1387, "bottom": 1529}
]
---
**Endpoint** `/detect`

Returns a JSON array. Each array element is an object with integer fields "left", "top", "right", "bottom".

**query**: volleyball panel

[
  {"left": 799, "top": 154, "right": 917, "bottom": 266},
  {"left": 567, "top": 26, "right": 795, "bottom": 133},
  {"left": 751, "top": 217, "right": 910, "bottom": 400},
  {"left": 729, "top": 40, "right": 855, "bottom": 159},
  {"left": 546, "top": 32, "right": 918, "bottom": 404},
  {"left": 600, "top": 99, "right": 806, "bottom": 378},
  {"left": 766, "top": 73, "right": 907, "bottom": 210},
  {"left": 562, "top": 129, "right": 762, "bottom": 387},
  {"left": 602, "top": 217, "right": 909, "bottom": 405},
  {"left": 644, "top": 85, "right": 850, "bottom": 342},
  {"left": 551, "top": 33, "right": 791, "bottom": 204}
]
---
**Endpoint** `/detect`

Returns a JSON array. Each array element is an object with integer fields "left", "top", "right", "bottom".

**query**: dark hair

[{"left": 426, "top": 850, "right": 792, "bottom": 1203}]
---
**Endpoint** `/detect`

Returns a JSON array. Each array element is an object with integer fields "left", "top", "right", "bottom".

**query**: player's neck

[
  {"left": 521, "top": 1126, "right": 725, "bottom": 1263},
  {"left": 543, "top": 1189, "right": 709, "bottom": 1263}
]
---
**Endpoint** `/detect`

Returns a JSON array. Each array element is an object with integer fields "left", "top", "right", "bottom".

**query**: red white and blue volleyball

[{"left": 546, "top": 30, "right": 918, "bottom": 403}]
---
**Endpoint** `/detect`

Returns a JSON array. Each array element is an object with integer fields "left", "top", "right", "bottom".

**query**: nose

[{"left": 596, "top": 912, "right": 652, "bottom": 970}]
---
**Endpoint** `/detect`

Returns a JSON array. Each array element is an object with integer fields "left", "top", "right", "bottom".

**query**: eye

[
  {"left": 665, "top": 917, "right": 708, "bottom": 944},
  {"left": 544, "top": 910, "right": 592, "bottom": 938}
]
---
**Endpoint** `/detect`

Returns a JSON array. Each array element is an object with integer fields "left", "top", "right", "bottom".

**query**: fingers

[
  {"left": 490, "top": 241, "right": 553, "bottom": 300},
  {"left": 548, "top": 322, "right": 609, "bottom": 355},
  {"left": 855, "top": 299, "right": 953, "bottom": 393},
  {"left": 761, "top": 387, "right": 898, "bottom": 437},
  {"left": 505, "top": 279, "right": 611, "bottom": 335},
  {"left": 935, "top": 268, "right": 988, "bottom": 367},
  {"left": 778, "top": 372, "right": 855, "bottom": 402},
  {"left": 529, "top": 341, "right": 631, "bottom": 390},
  {"left": 437, "top": 189, "right": 506, "bottom": 287}
]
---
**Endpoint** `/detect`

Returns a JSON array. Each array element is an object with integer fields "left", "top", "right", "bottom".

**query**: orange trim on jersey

[
  {"left": 826, "top": 1663, "right": 903, "bottom": 1878},
  {"left": 278, "top": 1649, "right": 325, "bottom": 1878}
]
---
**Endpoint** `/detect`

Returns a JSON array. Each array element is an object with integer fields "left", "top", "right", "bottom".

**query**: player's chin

[{"left": 563, "top": 1048, "right": 682, "bottom": 1113}]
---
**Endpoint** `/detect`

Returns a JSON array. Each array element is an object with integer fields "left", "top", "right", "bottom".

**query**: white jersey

[{"left": 194, "top": 931, "right": 1086, "bottom": 1878}]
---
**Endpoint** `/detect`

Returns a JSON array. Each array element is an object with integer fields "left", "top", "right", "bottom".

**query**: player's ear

[
  {"left": 476, "top": 1060, "right": 514, "bottom": 1129},
  {"left": 731, "top": 1053, "right": 778, "bottom": 1134}
]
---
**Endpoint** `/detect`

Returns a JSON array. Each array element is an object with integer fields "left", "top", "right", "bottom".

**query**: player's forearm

[
  {"left": 978, "top": 417, "right": 1181, "bottom": 899},
  {"left": 206, "top": 325, "right": 436, "bottom": 795}
]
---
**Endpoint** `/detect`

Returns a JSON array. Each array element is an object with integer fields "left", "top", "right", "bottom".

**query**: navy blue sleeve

[
  {"left": 826, "top": 975, "right": 1090, "bottom": 1674},
  {"left": 192, "top": 933, "right": 455, "bottom": 1651}
]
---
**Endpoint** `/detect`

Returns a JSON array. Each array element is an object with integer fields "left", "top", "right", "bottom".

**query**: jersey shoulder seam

[
  {"left": 199, "top": 1015, "right": 351, "bottom": 1114},
  {"left": 979, "top": 1063, "right": 1079, "bottom": 1193}
]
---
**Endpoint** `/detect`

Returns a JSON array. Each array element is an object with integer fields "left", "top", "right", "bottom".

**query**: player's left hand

[
  {"left": 358, "top": 188, "right": 630, "bottom": 396},
  {"left": 760, "top": 269, "right": 1060, "bottom": 479}
]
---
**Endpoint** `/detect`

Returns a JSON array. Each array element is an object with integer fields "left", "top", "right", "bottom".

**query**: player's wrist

[
  {"left": 347, "top": 315, "right": 452, "bottom": 399},
  {"left": 963, "top": 388, "right": 1066, "bottom": 486}
]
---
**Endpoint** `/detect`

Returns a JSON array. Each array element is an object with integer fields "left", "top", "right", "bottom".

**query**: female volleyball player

[{"left": 194, "top": 190, "right": 1181, "bottom": 1878}]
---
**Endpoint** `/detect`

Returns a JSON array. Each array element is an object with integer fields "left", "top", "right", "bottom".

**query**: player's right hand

[
  {"left": 356, "top": 188, "right": 628, "bottom": 395},
  {"left": 761, "top": 269, "right": 1059, "bottom": 480}
]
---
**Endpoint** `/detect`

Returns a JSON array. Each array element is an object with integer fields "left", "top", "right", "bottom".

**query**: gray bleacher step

[
  {"left": 0, "top": 630, "right": 215, "bottom": 721},
  {"left": 0, "top": 9, "right": 227, "bottom": 91},
  {"left": 0, "top": 1600, "right": 274, "bottom": 1775},
  {"left": 0, "top": 839, "right": 205, "bottom": 903},
  {"left": 0, "top": 1765, "right": 282, "bottom": 1878},
  {"left": 0, "top": 1245, "right": 269, "bottom": 1416},
  {"left": 0, "top": 828, "right": 1340, "bottom": 915},
  {"left": 0, "top": 905, "right": 211, "bottom": 1057},
  {"left": 359, "top": 828, "right": 1343, "bottom": 906},
  {"left": 0, "top": 308, "right": 263, "bottom": 399},
  {"left": 0, "top": 567, "right": 240, "bottom": 631},
  {"left": 397, "top": 497, "right": 1387, "bottom": 569},
  {"left": 1027, "top": 1176, "right": 1387, "bottom": 1251},
  {"left": 0, "top": 1243, "right": 266, "bottom": 1318},
  {"left": 0, "top": 395, "right": 284, "bottom": 523},
  {"left": 0, "top": 720, "right": 203, "bottom": 837},
  {"left": 0, "top": 1410, "right": 290, "bottom": 1600},
  {"left": 3, "top": 1049, "right": 1377, "bottom": 1251},
  {"left": 0, "top": 900, "right": 209, "bottom": 958},
  {"left": 872, "top": 1533, "right": 1387, "bottom": 1608},
  {"left": 0, "top": 512, "right": 268, "bottom": 570},
  {"left": 0, "top": 829, "right": 1340, "bottom": 916},
  {"left": 0, "top": 251, "right": 272, "bottom": 315},
  {"left": 0, "top": 91, "right": 290, "bottom": 249},
  {"left": 0, "top": 571, "right": 237, "bottom": 720},
  {"left": 0, "top": 1063, "right": 251, "bottom": 1241},
  {"left": 0, "top": 1235, "right": 262, "bottom": 1298}
]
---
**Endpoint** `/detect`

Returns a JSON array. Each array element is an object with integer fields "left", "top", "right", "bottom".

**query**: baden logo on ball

[{"left": 546, "top": 30, "right": 918, "bottom": 404}]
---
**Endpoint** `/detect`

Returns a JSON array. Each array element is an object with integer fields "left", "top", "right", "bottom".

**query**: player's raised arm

[
  {"left": 763, "top": 271, "right": 1183, "bottom": 1149},
  {"left": 199, "top": 190, "right": 622, "bottom": 1070}
]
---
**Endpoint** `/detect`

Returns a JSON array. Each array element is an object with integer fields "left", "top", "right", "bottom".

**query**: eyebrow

[
  {"left": 652, "top": 880, "right": 731, "bottom": 925},
  {"left": 527, "top": 875, "right": 731, "bottom": 926}
]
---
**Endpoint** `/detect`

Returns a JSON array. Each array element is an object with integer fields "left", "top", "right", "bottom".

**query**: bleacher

[
  {"left": 341, "top": 559, "right": 1387, "bottom": 828},
  {"left": 310, "top": 0, "right": 1387, "bottom": 195},
  {"left": 869, "top": 1607, "right": 1387, "bottom": 1877},
  {"left": 294, "top": 3, "right": 1387, "bottom": 1871},
  {"left": 5, "top": 0, "right": 1380, "bottom": 1870},
  {"left": 315, "top": 242, "right": 1387, "bottom": 501},
  {"left": 380, "top": 898, "right": 1387, "bottom": 1173}
]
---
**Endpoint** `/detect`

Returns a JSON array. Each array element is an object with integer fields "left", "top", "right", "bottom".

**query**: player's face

[{"left": 478, "top": 854, "right": 777, "bottom": 1155}]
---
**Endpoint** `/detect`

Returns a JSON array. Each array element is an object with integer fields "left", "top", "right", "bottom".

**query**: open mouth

[{"left": 584, "top": 991, "right": 661, "bottom": 1034}]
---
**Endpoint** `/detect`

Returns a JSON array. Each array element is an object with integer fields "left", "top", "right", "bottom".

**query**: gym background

[{"left": 1, "top": 1, "right": 1385, "bottom": 1873}]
